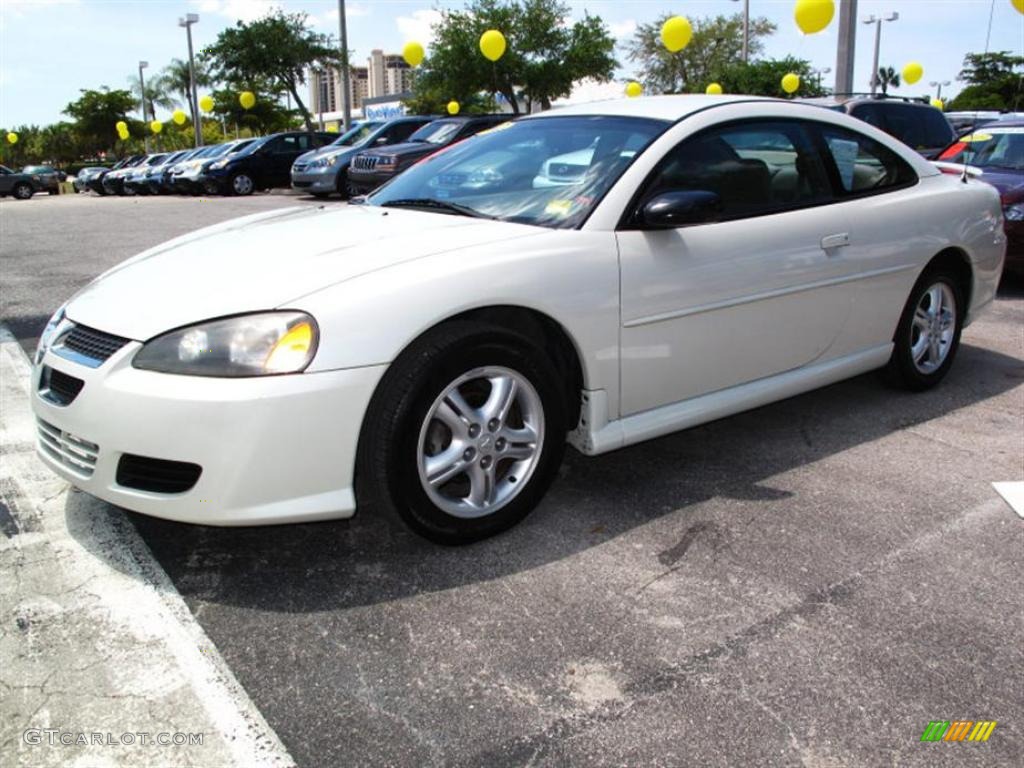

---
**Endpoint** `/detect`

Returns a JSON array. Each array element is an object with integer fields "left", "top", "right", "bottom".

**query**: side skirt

[{"left": 569, "top": 343, "right": 893, "bottom": 456}]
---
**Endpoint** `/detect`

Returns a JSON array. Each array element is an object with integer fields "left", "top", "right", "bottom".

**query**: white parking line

[{"left": 0, "top": 325, "right": 296, "bottom": 768}]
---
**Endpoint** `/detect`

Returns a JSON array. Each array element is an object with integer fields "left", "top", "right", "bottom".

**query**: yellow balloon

[
  {"left": 326, "top": 124, "right": 339, "bottom": 133},
  {"left": 1014, "top": 0, "right": 1024, "bottom": 14},
  {"left": 782, "top": 73, "right": 801, "bottom": 94},
  {"left": 661, "top": 15, "right": 692, "bottom": 53},
  {"left": 403, "top": 41, "right": 425, "bottom": 67},
  {"left": 625, "top": 81, "right": 643, "bottom": 98},
  {"left": 706, "top": 83, "right": 723, "bottom": 95},
  {"left": 902, "top": 62, "right": 924, "bottom": 85},
  {"left": 118, "top": 128, "right": 130, "bottom": 140},
  {"left": 115, "top": 120, "right": 128, "bottom": 132},
  {"left": 479, "top": 29, "right": 506, "bottom": 62},
  {"left": 150, "top": 120, "right": 163, "bottom": 134},
  {"left": 447, "top": 100, "right": 460, "bottom": 115},
  {"left": 239, "top": 91, "right": 256, "bottom": 110},
  {"left": 931, "top": 98, "right": 944, "bottom": 110},
  {"left": 6, "top": 132, "right": 18, "bottom": 144},
  {"left": 199, "top": 95, "right": 214, "bottom": 113},
  {"left": 172, "top": 109, "right": 187, "bottom": 125},
  {"left": 794, "top": 0, "right": 835, "bottom": 35}
]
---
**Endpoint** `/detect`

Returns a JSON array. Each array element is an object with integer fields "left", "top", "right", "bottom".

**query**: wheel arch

[{"left": 921, "top": 247, "right": 974, "bottom": 308}]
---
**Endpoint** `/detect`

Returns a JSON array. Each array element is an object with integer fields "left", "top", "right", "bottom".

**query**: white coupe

[{"left": 32, "top": 96, "right": 1005, "bottom": 543}]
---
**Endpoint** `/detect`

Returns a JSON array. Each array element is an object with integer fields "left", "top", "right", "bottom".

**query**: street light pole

[
  {"left": 835, "top": 0, "right": 858, "bottom": 95},
  {"left": 929, "top": 80, "right": 951, "bottom": 100},
  {"left": 179, "top": 13, "right": 202, "bottom": 147},
  {"left": 863, "top": 11, "right": 898, "bottom": 96},
  {"left": 731, "top": 0, "right": 750, "bottom": 62},
  {"left": 138, "top": 61, "right": 149, "bottom": 153},
  {"left": 339, "top": 0, "right": 352, "bottom": 131}
]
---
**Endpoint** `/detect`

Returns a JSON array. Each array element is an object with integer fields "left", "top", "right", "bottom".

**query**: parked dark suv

[
  {"left": 802, "top": 95, "right": 955, "bottom": 159},
  {"left": 201, "top": 130, "right": 335, "bottom": 195},
  {"left": 346, "top": 114, "right": 510, "bottom": 196}
]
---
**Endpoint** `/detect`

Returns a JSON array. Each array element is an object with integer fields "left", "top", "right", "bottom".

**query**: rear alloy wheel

[
  {"left": 230, "top": 173, "right": 255, "bottom": 196},
  {"left": 884, "top": 268, "right": 963, "bottom": 390},
  {"left": 361, "top": 322, "right": 567, "bottom": 544},
  {"left": 13, "top": 183, "right": 33, "bottom": 200}
]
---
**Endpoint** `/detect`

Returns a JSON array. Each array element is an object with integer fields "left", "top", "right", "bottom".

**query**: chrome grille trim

[
  {"left": 37, "top": 418, "right": 99, "bottom": 477},
  {"left": 352, "top": 155, "right": 379, "bottom": 171},
  {"left": 53, "top": 323, "right": 130, "bottom": 368}
]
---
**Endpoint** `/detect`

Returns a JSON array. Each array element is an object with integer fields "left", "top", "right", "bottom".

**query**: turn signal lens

[{"left": 265, "top": 321, "right": 314, "bottom": 373}]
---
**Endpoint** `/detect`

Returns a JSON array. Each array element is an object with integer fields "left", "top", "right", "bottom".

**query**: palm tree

[
  {"left": 160, "top": 58, "right": 212, "bottom": 124},
  {"left": 876, "top": 66, "right": 900, "bottom": 96},
  {"left": 128, "top": 75, "right": 176, "bottom": 121}
]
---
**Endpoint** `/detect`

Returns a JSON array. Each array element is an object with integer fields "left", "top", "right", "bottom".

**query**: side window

[
  {"left": 643, "top": 120, "right": 833, "bottom": 221},
  {"left": 819, "top": 125, "right": 917, "bottom": 194},
  {"left": 920, "top": 109, "right": 954, "bottom": 149},
  {"left": 850, "top": 103, "right": 887, "bottom": 133},
  {"left": 272, "top": 136, "right": 302, "bottom": 153},
  {"left": 387, "top": 122, "right": 420, "bottom": 142}
]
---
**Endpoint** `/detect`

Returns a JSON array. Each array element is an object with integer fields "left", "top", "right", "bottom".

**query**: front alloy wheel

[
  {"left": 418, "top": 366, "right": 545, "bottom": 519},
  {"left": 13, "top": 183, "right": 33, "bottom": 200},
  {"left": 231, "top": 173, "right": 255, "bottom": 196},
  {"left": 360, "top": 321, "right": 567, "bottom": 544}
]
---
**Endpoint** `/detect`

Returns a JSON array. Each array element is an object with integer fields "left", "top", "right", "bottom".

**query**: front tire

[
  {"left": 230, "top": 173, "right": 255, "bottom": 196},
  {"left": 883, "top": 267, "right": 964, "bottom": 390},
  {"left": 13, "top": 183, "right": 33, "bottom": 200},
  {"left": 360, "top": 322, "right": 567, "bottom": 544}
]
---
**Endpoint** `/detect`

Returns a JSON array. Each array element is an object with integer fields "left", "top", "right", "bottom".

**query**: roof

[{"left": 527, "top": 94, "right": 776, "bottom": 122}]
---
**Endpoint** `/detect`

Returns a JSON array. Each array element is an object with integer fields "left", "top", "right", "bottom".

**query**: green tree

[
  {"left": 209, "top": 85, "right": 295, "bottom": 135},
  {"left": 947, "top": 51, "right": 1024, "bottom": 111},
  {"left": 62, "top": 87, "right": 137, "bottom": 155},
  {"left": 876, "top": 66, "right": 900, "bottom": 96},
  {"left": 714, "top": 57, "right": 827, "bottom": 98},
  {"left": 202, "top": 9, "right": 339, "bottom": 132},
  {"left": 129, "top": 74, "right": 176, "bottom": 121},
  {"left": 410, "top": 0, "right": 617, "bottom": 114},
  {"left": 159, "top": 58, "right": 213, "bottom": 124},
  {"left": 627, "top": 13, "right": 776, "bottom": 94}
]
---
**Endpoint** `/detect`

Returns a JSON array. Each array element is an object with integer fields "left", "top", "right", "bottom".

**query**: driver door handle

[{"left": 820, "top": 232, "right": 850, "bottom": 251}]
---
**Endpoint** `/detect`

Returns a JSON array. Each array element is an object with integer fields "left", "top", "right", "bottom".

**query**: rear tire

[
  {"left": 230, "top": 173, "right": 255, "bottom": 196},
  {"left": 359, "top": 321, "right": 567, "bottom": 545},
  {"left": 883, "top": 267, "right": 964, "bottom": 391}
]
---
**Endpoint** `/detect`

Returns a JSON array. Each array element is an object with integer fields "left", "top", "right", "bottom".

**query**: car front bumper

[
  {"left": 30, "top": 341, "right": 386, "bottom": 526},
  {"left": 291, "top": 168, "right": 341, "bottom": 193},
  {"left": 345, "top": 168, "right": 396, "bottom": 195}
]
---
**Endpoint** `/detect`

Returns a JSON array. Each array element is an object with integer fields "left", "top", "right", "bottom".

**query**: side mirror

[{"left": 639, "top": 190, "right": 723, "bottom": 229}]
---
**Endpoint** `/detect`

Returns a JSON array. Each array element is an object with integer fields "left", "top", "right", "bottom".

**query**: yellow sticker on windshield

[
  {"left": 476, "top": 121, "right": 514, "bottom": 136},
  {"left": 961, "top": 133, "right": 993, "bottom": 142},
  {"left": 545, "top": 199, "right": 573, "bottom": 216}
]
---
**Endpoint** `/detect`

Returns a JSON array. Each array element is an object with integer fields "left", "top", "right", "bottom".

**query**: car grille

[
  {"left": 352, "top": 155, "right": 380, "bottom": 171},
  {"left": 37, "top": 418, "right": 99, "bottom": 477},
  {"left": 56, "top": 324, "right": 130, "bottom": 367},
  {"left": 116, "top": 454, "right": 202, "bottom": 494},
  {"left": 293, "top": 181, "right": 312, "bottom": 188},
  {"left": 39, "top": 366, "right": 84, "bottom": 406}
]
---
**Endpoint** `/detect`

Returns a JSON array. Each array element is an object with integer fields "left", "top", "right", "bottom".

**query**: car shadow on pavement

[{"left": 66, "top": 341, "right": 1023, "bottom": 613}]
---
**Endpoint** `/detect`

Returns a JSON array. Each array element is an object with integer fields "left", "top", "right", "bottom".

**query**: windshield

[
  {"left": 369, "top": 116, "right": 667, "bottom": 229},
  {"left": 409, "top": 120, "right": 464, "bottom": 145},
  {"left": 939, "top": 128, "right": 1024, "bottom": 170},
  {"left": 331, "top": 122, "right": 381, "bottom": 147}
]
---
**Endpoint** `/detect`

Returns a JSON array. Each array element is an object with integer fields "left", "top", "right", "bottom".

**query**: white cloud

[
  {"left": 609, "top": 19, "right": 637, "bottom": 41},
  {"left": 396, "top": 8, "right": 442, "bottom": 46},
  {"left": 190, "top": 0, "right": 277, "bottom": 24}
]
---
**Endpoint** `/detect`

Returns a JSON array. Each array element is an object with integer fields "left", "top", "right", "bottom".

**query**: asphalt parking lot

[{"left": 2, "top": 192, "right": 1023, "bottom": 767}]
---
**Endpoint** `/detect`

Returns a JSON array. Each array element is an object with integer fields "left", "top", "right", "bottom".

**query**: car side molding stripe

[{"left": 623, "top": 263, "right": 918, "bottom": 328}]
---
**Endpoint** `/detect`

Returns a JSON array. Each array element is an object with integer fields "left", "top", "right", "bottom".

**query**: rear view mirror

[{"left": 639, "top": 191, "right": 723, "bottom": 229}]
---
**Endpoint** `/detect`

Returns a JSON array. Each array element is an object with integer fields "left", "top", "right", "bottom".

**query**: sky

[{"left": 1, "top": 0, "right": 1022, "bottom": 127}]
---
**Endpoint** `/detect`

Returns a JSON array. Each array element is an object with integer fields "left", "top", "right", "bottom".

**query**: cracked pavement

[{"left": 1, "top": 193, "right": 1022, "bottom": 767}]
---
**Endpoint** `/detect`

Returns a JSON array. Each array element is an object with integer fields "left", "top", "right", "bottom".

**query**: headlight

[
  {"left": 1004, "top": 203, "right": 1024, "bottom": 222},
  {"left": 36, "top": 306, "right": 66, "bottom": 364},
  {"left": 208, "top": 159, "right": 228, "bottom": 170},
  {"left": 465, "top": 168, "right": 503, "bottom": 188},
  {"left": 133, "top": 312, "right": 318, "bottom": 377},
  {"left": 307, "top": 155, "right": 340, "bottom": 169}
]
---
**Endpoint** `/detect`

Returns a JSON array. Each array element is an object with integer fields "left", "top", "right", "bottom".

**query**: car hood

[
  {"left": 361, "top": 140, "right": 436, "bottom": 159},
  {"left": 65, "top": 204, "right": 541, "bottom": 340}
]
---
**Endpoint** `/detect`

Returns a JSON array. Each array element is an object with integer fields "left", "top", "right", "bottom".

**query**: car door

[
  {"left": 616, "top": 119, "right": 858, "bottom": 415},
  {"left": 0, "top": 167, "right": 11, "bottom": 194},
  {"left": 266, "top": 135, "right": 309, "bottom": 186}
]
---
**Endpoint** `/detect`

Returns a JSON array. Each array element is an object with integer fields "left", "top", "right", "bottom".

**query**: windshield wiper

[{"left": 380, "top": 198, "right": 494, "bottom": 219}]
